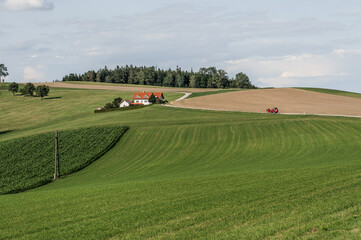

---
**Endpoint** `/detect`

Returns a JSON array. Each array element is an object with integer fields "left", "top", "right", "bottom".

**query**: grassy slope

[
  {"left": 0, "top": 86, "right": 183, "bottom": 140},
  {"left": 187, "top": 89, "right": 241, "bottom": 99},
  {"left": 0, "top": 85, "right": 361, "bottom": 239},
  {"left": 298, "top": 87, "right": 361, "bottom": 99}
]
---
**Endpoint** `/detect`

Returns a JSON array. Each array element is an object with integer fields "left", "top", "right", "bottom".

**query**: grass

[
  {"left": 298, "top": 87, "right": 361, "bottom": 99},
  {"left": 0, "top": 86, "right": 182, "bottom": 140},
  {"left": 0, "top": 125, "right": 128, "bottom": 194},
  {"left": 0, "top": 84, "right": 361, "bottom": 239},
  {"left": 187, "top": 89, "right": 241, "bottom": 99}
]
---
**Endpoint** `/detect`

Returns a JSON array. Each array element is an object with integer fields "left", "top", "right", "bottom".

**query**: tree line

[
  {"left": 8, "top": 82, "right": 50, "bottom": 98},
  {"left": 62, "top": 65, "right": 257, "bottom": 89}
]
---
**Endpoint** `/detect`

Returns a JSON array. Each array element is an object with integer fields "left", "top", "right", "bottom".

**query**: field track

[
  {"left": 172, "top": 88, "right": 361, "bottom": 117},
  {"left": 35, "top": 82, "right": 215, "bottom": 93}
]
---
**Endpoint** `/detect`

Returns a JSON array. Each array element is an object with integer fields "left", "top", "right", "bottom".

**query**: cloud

[
  {"left": 24, "top": 66, "right": 45, "bottom": 81},
  {"left": 224, "top": 50, "right": 358, "bottom": 88},
  {"left": 2, "top": 0, "right": 54, "bottom": 11}
]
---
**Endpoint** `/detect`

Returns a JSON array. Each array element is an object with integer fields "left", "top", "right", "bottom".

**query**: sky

[{"left": 1, "top": 0, "right": 361, "bottom": 92}]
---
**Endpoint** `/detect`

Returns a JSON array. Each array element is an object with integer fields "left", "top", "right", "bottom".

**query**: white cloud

[
  {"left": 2, "top": 0, "right": 54, "bottom": 11},
  {"left": 24, "top": 66, "right": 45, "bottom": 81},
  {"left": 224, "top": 50, "right": 355, "bottom": 88}
]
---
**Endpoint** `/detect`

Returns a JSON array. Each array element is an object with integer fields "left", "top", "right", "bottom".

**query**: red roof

[{"left": 133, "top": 92, "right": 163, "bottom": 100}]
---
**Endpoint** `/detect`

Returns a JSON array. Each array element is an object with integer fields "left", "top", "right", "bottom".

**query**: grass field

[
  {"left": 187, "top": 89, "right": 241, "bottom": 99},
  {"left": 0, "top": 83, "right": 360, "bottom": 239},
  {"left": 298, "top": 87, "right": 361, "bottom": 99}
]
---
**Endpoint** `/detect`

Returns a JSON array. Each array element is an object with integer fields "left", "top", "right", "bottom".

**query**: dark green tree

[
  {"left": 112, "top": 97, "right": 123, "bottom": 107},
  {"left": 35, "top": 85, "right": 50, "bottom": 98},
  {"left": 189, "top": 74, "right": 199, "bottom": 88},
  {"left": 149, "top": 93, "right": 156, "bottom": 104},
  {"left": 233, "top": 72, "right": 255, "bottom": 89},
  {"left": 163, "top": 71, "right": 174, "bottom": 87},
  {"left": 0, "top": 64, "right": 9, "bottom": 81},
  {"left": 24, "top": 83, "right": 35, "bottom": 96},
  {"left": 8, "top": 82, "right": 18, "bottom": 95}
]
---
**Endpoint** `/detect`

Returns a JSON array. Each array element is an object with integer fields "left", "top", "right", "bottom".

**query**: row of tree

[
  {"left": 62, "top": 65, "right": 256, "bottom": 89},
  {"left": 8, "top": 82, "right": 50, "bottom": 98}
]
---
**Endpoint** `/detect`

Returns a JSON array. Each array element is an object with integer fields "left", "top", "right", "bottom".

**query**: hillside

[{"left": 0, "top": 84, "right": 360, "bottom": 239}]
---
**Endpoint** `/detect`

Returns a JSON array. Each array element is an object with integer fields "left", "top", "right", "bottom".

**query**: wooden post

[
  {"left": 54, "top": 131, "right": 59, "bottom": 180},
  {"left": 57, "top": 131, "right": 60, "bottom": 178}
]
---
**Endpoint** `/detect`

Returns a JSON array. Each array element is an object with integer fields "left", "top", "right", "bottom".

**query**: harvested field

[
  {"left": 172, "top": 88, "right": 361, "bottom": 117},
  {"left": 35, "top": 82, "right": 216, "bottom": 93}
]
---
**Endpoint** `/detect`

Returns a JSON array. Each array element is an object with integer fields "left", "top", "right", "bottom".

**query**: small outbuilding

[{"left": 119, "top": 100, "right": 133, "bottom": 108}]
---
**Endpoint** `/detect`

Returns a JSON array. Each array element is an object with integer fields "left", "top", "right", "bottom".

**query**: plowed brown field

[{"left": 172, "top": 88, "right": 361, "bottom": 117}]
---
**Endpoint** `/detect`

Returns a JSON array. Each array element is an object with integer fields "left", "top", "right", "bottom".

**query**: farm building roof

[{"left": 133, "top": 92, "right": 163, "bottom": 100}]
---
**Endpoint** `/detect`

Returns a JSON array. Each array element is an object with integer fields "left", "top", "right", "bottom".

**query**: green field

[
  {"left": 0, "top": 83, "right": 361, "bottom": 239},
  {"left": 0, "top": 125, "right": 128, "bottom": 194},
  {"left": 187, "top": 89, "right": 241, "bottom": 99},
  {"left": 298, "top": 87, "right": 361, "bottom": 99}
]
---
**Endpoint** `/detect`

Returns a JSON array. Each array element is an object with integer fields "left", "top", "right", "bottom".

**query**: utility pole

[{"left": 53, "top": 131, "right": 60, "bottom": 180}]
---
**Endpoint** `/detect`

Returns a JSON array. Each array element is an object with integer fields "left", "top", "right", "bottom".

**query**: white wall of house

[
  {"left": 134, "top": 99, "right": 151, "bottom": 105},
  {"left": 119, "top": 101, "right": 131, "bottom": 108}
]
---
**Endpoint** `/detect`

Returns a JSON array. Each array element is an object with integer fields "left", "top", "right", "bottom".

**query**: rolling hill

[{"left": 0, "top": 83, "right": 360, "bottom": 239}]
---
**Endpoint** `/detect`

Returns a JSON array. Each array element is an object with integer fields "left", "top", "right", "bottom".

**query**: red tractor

[{"left": 266, "top": 107, "right": 279, "bottom": 114}]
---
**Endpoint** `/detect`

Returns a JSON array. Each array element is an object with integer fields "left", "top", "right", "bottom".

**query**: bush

[
  {"left": 95, "top": 105, "right": 149, "bottom": 113},
  {"left": 104, "top": 97, "right": 123, "bottom": 109}
]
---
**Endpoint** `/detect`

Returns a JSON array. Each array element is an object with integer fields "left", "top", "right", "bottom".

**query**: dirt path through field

[
  {"left": 172, "top": 88, "right": 361, "bottom": 117},
  {"left": 35, "top": 82, "right": 212, "bottom": 93}
]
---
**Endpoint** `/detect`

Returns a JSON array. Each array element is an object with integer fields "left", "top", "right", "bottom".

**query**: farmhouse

[
  {"left": 133, "top": 92, "right": 164, "bottom": 105},
  {"left": 119, "top": 100, "right": 132, "bottom": 108}
]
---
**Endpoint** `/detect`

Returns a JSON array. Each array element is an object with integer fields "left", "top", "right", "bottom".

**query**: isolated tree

[
  {"left": 24, "top": 83, "right": 35, "bottom": 96},
  {"left": 35, "top": 85, "right": 50, "bottom": 98},
  {"left": 8, "top": 82, "right": 19, "bottom": 95},
  {"left": 0, "top": 64, "right": 9, "bottom": 81},
  {"left": 149, "top": 93, "right": 156, "bottom": 104}
]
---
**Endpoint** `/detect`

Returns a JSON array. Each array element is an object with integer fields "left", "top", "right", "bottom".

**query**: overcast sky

[{"left": 1, "top": 0, "right": 361, "bottom": 92}]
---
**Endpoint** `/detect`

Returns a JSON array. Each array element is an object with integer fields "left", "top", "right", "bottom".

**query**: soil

[{"left": 172, "top": 88, "right": 361, "bottom": 117}]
